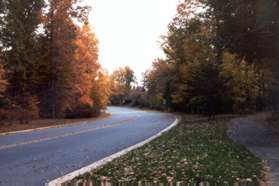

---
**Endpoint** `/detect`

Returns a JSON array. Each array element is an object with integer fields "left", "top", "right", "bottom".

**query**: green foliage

[
  {"left": 221, "top": 53, "right": 261, "bottom": 112},
  {"left": 203, "top": 0, "right": 279, "bottom": 63},
  {"left": 143, "top": 59, "right": 174, "bottom": 109},
  {"left": 182, "top": 62, "right": 231, "bottom": 115},
  {"left": 202, "top": 0, "right": 279, "bottom": 112},
  {"left": 0, "top": 0, "right": 45, "bottom": 122},
  {"left": 0, "top": 0, "right": 44, "bottom": 115}
]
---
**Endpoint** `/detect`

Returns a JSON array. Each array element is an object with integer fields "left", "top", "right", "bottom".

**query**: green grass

[{"left": 69, "top": 115, "right": 263, "bottom": 184}]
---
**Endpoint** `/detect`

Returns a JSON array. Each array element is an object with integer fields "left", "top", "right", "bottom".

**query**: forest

[
  {"left": 0, "top": 0, "right": 111, "bottom": 123},
  {"left": 1, "top": 1, "right": 279, "bottom": 184},
  {"left": 0, "top": 0, "right": 279, "bottom": 124},
  {"left": 110, "top": 0, "right": 279, "bottom": 117}
]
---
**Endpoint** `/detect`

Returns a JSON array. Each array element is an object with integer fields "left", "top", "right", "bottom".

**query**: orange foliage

[
  {"left": 74, "top": 24, "right": 100, "bottom": 105},
  {"left": 91, "top": 70, "right": 111, "bottom": 111},
  {"left": 72, "top": 23, "right": 100, "bottom": 108}
]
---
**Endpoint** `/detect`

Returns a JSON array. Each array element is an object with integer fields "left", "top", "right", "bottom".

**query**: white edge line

[{"left": 47, "top": 115, "right": 180, "bottom": 186}]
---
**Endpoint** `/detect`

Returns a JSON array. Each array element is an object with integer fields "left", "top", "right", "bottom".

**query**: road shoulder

[
  {"left": 47, "top": 115, "right": 180, "bottom": 186},
  {"left": 0, "top": 113, "right": 110, "bottom": 136},
  {"left": 62, "top": 115, "right": 263, "bottom": 185},
  {"left": 228, "top": 115, "right": 279, "bottom": 185}
]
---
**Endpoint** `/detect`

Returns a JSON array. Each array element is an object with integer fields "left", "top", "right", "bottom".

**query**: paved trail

[
  {"left": 0, "top": 107, "right": 176, "bottom": 186},
  {"left": 228, "top": 115, "right": 279, "bottom": 185}
]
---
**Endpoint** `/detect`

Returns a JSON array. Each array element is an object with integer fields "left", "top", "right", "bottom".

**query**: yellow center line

[{"left": 0, "top": 118, "right": 135, "bottom": 151}]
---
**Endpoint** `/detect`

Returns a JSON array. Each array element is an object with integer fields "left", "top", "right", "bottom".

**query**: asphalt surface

[
  {"left": 228, "top": 115, "right": 279, "bottom": 185},
  {"left": 0, "top": 107, "right": 176, "bottom": 186}
]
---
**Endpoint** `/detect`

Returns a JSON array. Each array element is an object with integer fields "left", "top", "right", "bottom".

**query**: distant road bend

[{"left": 0, "top": 107, "right": 176, "bottom": 186}]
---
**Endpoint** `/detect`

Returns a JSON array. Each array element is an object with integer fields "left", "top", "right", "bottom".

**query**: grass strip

[{"left": 69, "top": 115, "right": 263, "bottom": 184}]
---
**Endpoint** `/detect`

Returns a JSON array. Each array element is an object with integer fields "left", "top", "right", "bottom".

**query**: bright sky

[{"left": 85, "top": 0, "right": 180, "bottom": 81}]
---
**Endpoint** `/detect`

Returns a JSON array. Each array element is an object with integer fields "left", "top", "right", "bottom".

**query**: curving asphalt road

[{"left": 0, "top": 107, "right": 176, "bottom": 186}]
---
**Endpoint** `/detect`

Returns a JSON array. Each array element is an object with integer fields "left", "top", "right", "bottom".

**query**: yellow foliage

[{"left": 92, "top": 70, "right": 111, "bottom": 110}]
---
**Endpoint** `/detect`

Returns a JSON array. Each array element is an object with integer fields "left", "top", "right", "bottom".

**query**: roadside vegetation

[
  {"left": 68, "top": 115, "right": 264, "bottom": 185},
  {"left": 1, "top": 0, "right": 278, "bottom": 129},
  {"left": 109, "top": 0, "right": 279, "bottom": 120},
  {"left": 0, "top": 1, "right": 110, "bottom": 126},
  {"left": 0, "top": 0, "right": 278, "bottom": 183}
]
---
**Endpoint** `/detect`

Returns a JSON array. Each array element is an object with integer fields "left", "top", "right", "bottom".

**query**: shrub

[
  {"left": 65, "top": 103, "right": 94, "bottom": 118},
  {"left": 0, "top": 96, "right": 40, "bottom": 125}
]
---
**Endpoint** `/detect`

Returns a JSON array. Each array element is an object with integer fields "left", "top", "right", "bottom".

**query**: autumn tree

[
  {"left": 143, "top": 59, "right": 174, "bottom": 109},
  {"left": 110, "top": 66, "right": 136, "bottom": 105},
  {"left": 65, "top": 23, "right": 100, "bottom": 118},
  {"left": 0, "top": 0, "right": 44, "bottom": 121},
  {"left": 0, "top": 54, "right": 7, "bottom": 98},
  {"left": 39, "top": 0, "right": 90, "bottom": 118},
  {"left": 91, "top": 71, "right": 111, "bottom": 115},
  {"left": 221, "top": 53, "right": 260, "bottom": 112},
  {"left": 0, "top": 54, "right": 9, "bottom": 123},
  {"left": 142, "top": 0, "right": 263, "bottom": 115},
  {"left": 0, "top": 0, "right": 109, "bottom": 121},
  {"left": 0, "top": 0, "right": 44, "bottom": 96},
  {"left": 111, "top": 66, "right": 136, "bottom": 92},
  {"left": 202, "top": 0, "right": 279, "bottom": 110}
]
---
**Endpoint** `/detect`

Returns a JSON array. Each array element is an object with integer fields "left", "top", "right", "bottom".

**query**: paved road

[
  {"left": 228, "top": 115, "right": 279, "bottom": 185},
  {"left": 0, "top": 107, "right": 176, "bottom": 186}
]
